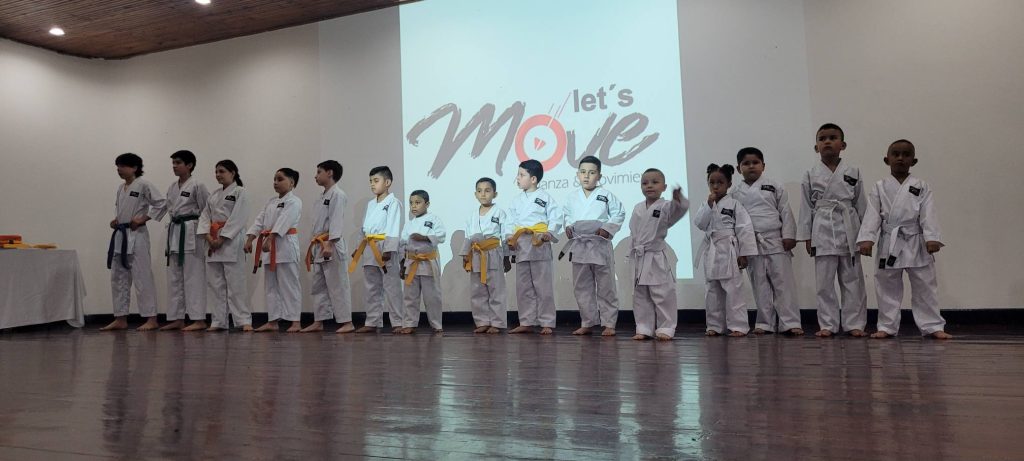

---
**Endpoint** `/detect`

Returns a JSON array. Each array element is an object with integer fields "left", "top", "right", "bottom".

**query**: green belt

[{"left": 166, "top": 214, "right": 200, "bottom": 266}]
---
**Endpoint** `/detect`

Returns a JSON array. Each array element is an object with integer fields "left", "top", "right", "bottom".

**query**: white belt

[
  {"left": 815, "top": 199, "right": 858, "bottom": 257},
  {"left": 881, "top": 222, "right": 922, "bottom": 265}
]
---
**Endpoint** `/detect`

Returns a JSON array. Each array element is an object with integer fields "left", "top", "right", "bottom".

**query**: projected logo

[{"left": 406, "top": 84, "right": 658, "bottom": 177}]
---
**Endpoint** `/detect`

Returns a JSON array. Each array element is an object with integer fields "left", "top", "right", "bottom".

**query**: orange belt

[
  {"left": 208, "top": 221, "right": 226, "bottom": 257},
  {"left": 404, "top": 250, "right": 439, "bottom": 285},
  {"left": 253, "top": 228, "right": 298, "bottom": 273},
  {"left": 465, "top": 237, "right": 501, "bottom": 284},
  {"left": 305, "top": 232, "right": 331, "bottom": 272},
  {"left": 348, "top": 234, "right": 387, "bottom": 273}
]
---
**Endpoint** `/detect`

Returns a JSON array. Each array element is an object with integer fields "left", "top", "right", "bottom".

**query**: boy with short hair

[
  {"left": 797, "top": 123, "right": 868, "bottom": 337},
  {"left": 349, "top": 166, "right": 403, "bottom": 333},
  {"left": 460, "top": 177, "right": 512, "bottom": 334},
  {"left": 303, "top": 160, "right": 353, "bottom": 333}
]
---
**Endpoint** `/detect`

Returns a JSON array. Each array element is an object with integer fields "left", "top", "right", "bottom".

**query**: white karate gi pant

[
  {"left": 470, "top": 270, "right": 507, "bottom": 328},
  {"left": 814, "top": 255, "right": 867, "bottom": 333},
  {"left": 207, "top": 261, "right": 251, "bottom": 328},
  {"left": 572, "top": 262, "right": 619, "bottom": 328},
  {"left": 705, "top": 275, "right": 750, "bottom": 334},
  {"left": 311, "top": 256, "right": 352, "bottom": 323},
  {"left": 874, "top": 263, "right": 946, "bottom": 335},
  {"left": 363, "top": 258, "right": 403, "bottom": 328},
  {"left": 747, "top": 253, "right": 801, "bottom": 332},
  {"left": 166, "top": 246, "right": 207, "bottom": 321},
  {"left": 515, "top": 260, "right": 556, "bottom": 328},
  {"left": 264, "top": 262, "right": 301, "bottom": 322},
  {"left": 633, "top": 282, "right": 677, "bottom": 337},
  {"left": 403, "top": 275, "right": 443, "bottom": 329},
  {"left": 110, "top": 238, "right": 158, "bottom": 318}
]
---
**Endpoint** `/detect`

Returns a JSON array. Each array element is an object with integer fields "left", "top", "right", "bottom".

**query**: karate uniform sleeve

[
  {"left": 195, "top": 183, "right": 210, "bottom": 217},
  {"left": 855, "top": 184, "right": 882, "bottom": 244},
  {"left": 247, "top": 197, "right": 268, "bottom": 237},
  {"left": 400, "top": 219, "right": 411, "bottom": 247},
  {"left": 601, "top": 192, "right": 626, "bottom": 237},
  {"left": 853, "top": 171, "right": 867, "bottom": 219},
  {"left": 382, "top": 201, "right": 402, "bottom": 253},
  {"left": 271, "top": 198, "right": 300, "bottom": 236},
  {"left": 665, "top": 195, "right": 689, "bottom": 227},
  {"left": 221, "top": 188, "right": 248, "bottom": 241},
  {"left": 505, "top": 201, "right": 519, "bottom": 241},
  {"left": 427, "top": 217, "right": 447, "bottom": 246},
  {"left": 778, "top": 186, "right": 797, "bottom": 240},
  {"left": 734, "top": 203, "right": 759, "bottom": 257},
  {"left": 197, "top": 201, "right": 212, "bottom": 235},
  {"left": 546, "top": 196, "right": 564, "bottom": 239},
  {"left": 796, "top": 172, "right": 813, "bottom": 241},
  {"left": 328, "top": 192, "right": 347, "bottom": 241},
  {"left": 919, "top": 184, "right": 942, "bottom": 244},
  {"left": 693, "top": 202, "right": 713, "bottom": 232},
  {"left": 146, "top": 182, "right": 168, "bottom": 221}
]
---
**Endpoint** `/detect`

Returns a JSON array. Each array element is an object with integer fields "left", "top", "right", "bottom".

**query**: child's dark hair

[
  {"left": 706, "top": 163, "right": 735, "bottom": 182},
  {"left": 890, "top": 139, "right": 915, "bottom": 151},
  {"left": 643, "top": 168, "right": 665, "bottom": 180},
  {"left": 817, "top": 123, "right": 845, "bottom": 141},
  {"left": 736, "top": 147, "right": 764, "bottom": 164},
  {"left": 115, "top": 153, "right": 144, "bottom": 176},
  {"left": 215, "top": 159, "right": 244, "bottom": 187},
  {"left": 519, "top": 159, "right": 543, "bottom": 182},
  {"left": 578, "top": 155, "right": 602, "bottom": 172},
  {"left": 278, "top": 168, "right": 300, "bottom": 187},
  {"left": 369, "top": 166, "right": 393, "bottom": 182},
  {"left": 476, "top": 177, "right": 497, "bottom": 191},
  {"left": 318, "top": 160, "right": 343, "bottom": 182},
  {"left": 170, "top": 150, "right": 197, "bottom": 172},
  {"left": 410, "top": 189, "right": 430, "bottom": 202}
]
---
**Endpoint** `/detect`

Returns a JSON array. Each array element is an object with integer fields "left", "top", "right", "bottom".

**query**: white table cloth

[{"left": 0, "top": 249, "right": 86, "bottom": 329}]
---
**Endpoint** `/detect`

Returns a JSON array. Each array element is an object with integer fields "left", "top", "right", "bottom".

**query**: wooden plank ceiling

[{"left": 0, "top": 0, "right": 415, "bottom": 59}]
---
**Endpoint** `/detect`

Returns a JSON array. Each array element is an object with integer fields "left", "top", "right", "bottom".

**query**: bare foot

[
  {"left": 137, "top": 318, "right": 160, "bottom": 331},
  {"left": 336, "top": 322, "right": 355, "bottom": 334},
  {"left": 391, "top": 326, "right": 403, "bottom": 334},
  {"left": 539, "top": 327, "right": 554, "bottom": 335},
  {"left": 728, "top": 331, "right": 747, "bottom": 337},
  {"left": 300, "top": 321, "right": 324, "bottom": 333},
  {"left": 399, "top": 327, "right": 416, "bottom": 335},
  {"left": 355, "top": 326, "right": 378, "bottom": 334},
  {"left": 509, "top": 325, "right": 534, "bottom": 334},
  {"left": 433, "top": 329, "right": 443, "bottom": 335},
  {"left": 870, "top": 331, "right": 892, "bottom": 339},
  {"left": 601, "top": 327, "right": 616, "bottom": 337},
  {"left": 930, "top": 331, "right": 953, "bottom": 340},
  {"left": 241, "top": 325, "right": 254, "bottom": 332},
  {"left": 786, "top": 328, "right": 804, "bottom": 336},
  {"left": 656, "top": 333, "right": 673, "bottom": 341},
  {"left": 705, "top": 330, "right": 720, "bottom": 336},
  {"left": 183, "top": 321, "right": 207, "bottom": 331},
  {"left": 486, "top": 327, "right": 500, "bottom": 334},
  {"left": 100, "top": 318, "right": 128, "bottom": 331},
  {"left": 160, "top": 320, "right": 184, "bottom": 331},
  {"left": 254, "top": 321, "right": 278, "bottom": 332},
  {"left": 285, "top": 322, "right": 302, "bottom": 333},
  {"left": 849, "top": 329, "right": 868, "bottom": 338},
  {"left": 572, "top": 327, "right": 592, "bottom": 336},
  {"left": 473, "top": 326, "right": 490, "bottom": 334},
  {"left": 632, "top": 334, "right": 650, "bottom": 340},
  {"left": 815, "top": 329, "right": 833, "bottom": 337},
  {"left": 206, "top": 326, "right": 226, "bottom": 332},
  {"left": 752, "top": 328, "right": 767, "bottom": 335}
]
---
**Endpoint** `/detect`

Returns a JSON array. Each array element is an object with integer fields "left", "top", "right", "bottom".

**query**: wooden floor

[{"left": 2, "top": 324, "right": 1023, "bottom": 460}]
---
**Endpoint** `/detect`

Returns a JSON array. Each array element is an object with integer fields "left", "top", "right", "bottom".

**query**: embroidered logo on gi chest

[
  {"left": 760, "top": 185, "right": 776, "bottom": 193},
  {"left": 534, "top": 198, "right": 547, "bottom": 208},
  {"left": 180, "top": 191, "right": 191, "bottom": 197},
  {"left": 424, "top": 221, "right": 434, "bottom": 229},
  {"left": 382, "top": 204, "right": 390, "bottom": 212},
  {"left": 277, "top": 203, "right": 285, "bottom": 208},
  {"left": 721, "top": 208, "right": 735, "bottom": 218},
  {"left": 490, "top": 216, "right": 500, "bottom": 224},
  {"left": 843, "top": 175, "right": 858, "bottom": 186},
  {"left": 596, "top": 195, "right": 608, "bottom": 203},
  {"left": 323, "top": 199, "right": 330, "bottom": 205},
  {"left": 908, "top": 186, "right": 921, "bottom": 196},
  {"left": 652, "top": 210, "right": 661, "bottom": 218},
  {"left": 129, "top": 191, "right": 140, "bottom": 197},
  {"left": 225, "top": 195, "right": 236, "bottom": 201}
]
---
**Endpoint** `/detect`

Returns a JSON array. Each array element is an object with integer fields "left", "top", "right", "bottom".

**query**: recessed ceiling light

[
  {"left": 195, "top": 0, "right": 211, "bottom": 5},
  {"left": 49, "top": 27, "right": 65, "bottom": 36}
]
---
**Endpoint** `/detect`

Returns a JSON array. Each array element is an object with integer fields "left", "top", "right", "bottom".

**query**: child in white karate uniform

[
  {"left": 245, "top": 168, "right": 303, "bottom": 333},
  {"left": 197, "top": 160, "right": 252, "bottom": 331},
  {"left": 459, "top": 177, "right": 512, "bottom": 334},
  {"left": 399, "top": 190, "right": 447, "bottom": 334}
]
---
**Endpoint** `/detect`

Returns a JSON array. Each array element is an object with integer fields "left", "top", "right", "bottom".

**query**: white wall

[{"left": 1, "top": 0, "right": 1021, "bottom": 316}]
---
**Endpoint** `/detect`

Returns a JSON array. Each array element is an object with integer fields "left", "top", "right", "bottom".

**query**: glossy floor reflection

[{"left": 1, "top": 326, "right": 1023, "bottom": 460}]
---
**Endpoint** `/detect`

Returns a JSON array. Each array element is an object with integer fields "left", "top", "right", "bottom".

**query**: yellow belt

[
  {"left": 348, "top": 234, "right": 386, "bottom": 273},
  {"left": 305, "top": 232, "right": 331, "bottom": 272},
  {"left": 510, "top": 223, "right": 549, "bottom": 248},
  {"left": 404, "top": 249, "right": 439, "bottom": 285},
  {"left": 466, "top": 237, "right": 501, "bottom": 284}
]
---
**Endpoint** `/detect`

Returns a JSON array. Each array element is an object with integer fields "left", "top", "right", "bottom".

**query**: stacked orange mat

[{"left": 0, "top": 235, "right": 57, "bottom": 249}]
